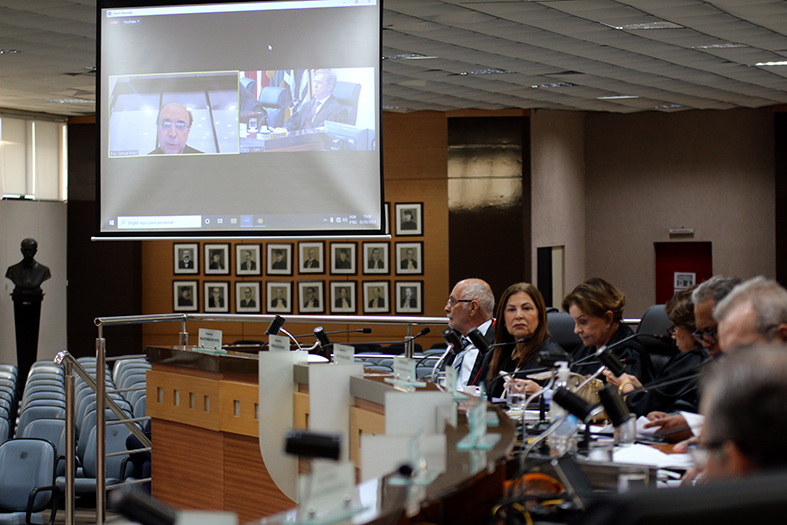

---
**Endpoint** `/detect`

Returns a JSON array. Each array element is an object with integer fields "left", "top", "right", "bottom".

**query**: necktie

[{"left": 302, "top": 102, "right": 318, "bottom": 130}]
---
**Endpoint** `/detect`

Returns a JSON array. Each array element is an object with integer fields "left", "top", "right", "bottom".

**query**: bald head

[
  {"left": 446, "top": 278, "right": 494, "bottom": 335},
  {"left": 156, "top": 103, "right": 193, "bottom": 154}
]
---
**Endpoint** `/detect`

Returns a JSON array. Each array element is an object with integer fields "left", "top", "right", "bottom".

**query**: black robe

[
  {"left": 625, "top": 346, "right": 709, "bottom": 416},
  {"left": 569, "top": 323, "right": 655, "bottom": 385},
  {"left": 478, "top": 338, "right": 566, "bottom": 399}
]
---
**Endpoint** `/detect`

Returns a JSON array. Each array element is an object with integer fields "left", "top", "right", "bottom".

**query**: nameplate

[
  {"left": 333, "top": 343, "right": 355, "bottom": 365},
  {"left": 393, "top": 356, "right": 416, "bottom": 382},
  {"left": 198, "top": 328, "right": 222, "bottom": 350},
  {"left": 268, "top": 334, "right": 290, "bottom": 352}
]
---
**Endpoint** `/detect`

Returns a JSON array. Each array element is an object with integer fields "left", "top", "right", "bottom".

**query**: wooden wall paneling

[
  {"left": 147, "top": 369, "right": 221, "bottom": 430},
  {"left": 223, "top": 433, "right": 296, "bottom": 522},
  {"left": 152, "top": 419, "right": 225, "bottom": 511}
]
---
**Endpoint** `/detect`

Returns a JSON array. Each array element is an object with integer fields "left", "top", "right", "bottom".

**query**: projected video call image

[
  {"left": 239, "top": 67, "right": 375, "bottom": 153},
  {"left": 108, "top": 72, "right": 240, "bottom": 157}
]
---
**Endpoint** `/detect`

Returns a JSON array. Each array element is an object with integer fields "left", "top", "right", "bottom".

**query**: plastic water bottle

[{"left": 548, "top": 361, "right": 579, "bottom": 456}]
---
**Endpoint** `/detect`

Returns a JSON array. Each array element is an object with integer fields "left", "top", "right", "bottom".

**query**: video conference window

[
  {"left": 98, "top": 0, "right": 382, "bottom": 238},
  {"left": 109, "top": 72, "right": 240, "bottom": 156}
]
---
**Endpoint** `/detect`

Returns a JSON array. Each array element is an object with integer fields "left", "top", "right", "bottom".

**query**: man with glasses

[
  {"left": 714, "top": 276, "right": 787, "bottom": 351},
  {"left": 149, "top": 103, "right": 203, "bottom": 155},
  {"left": 697, "top": 344, "right": 787, "bottom": 480},
  {"left": 444, "top": 278, "right": 496, "bottom": 391}
]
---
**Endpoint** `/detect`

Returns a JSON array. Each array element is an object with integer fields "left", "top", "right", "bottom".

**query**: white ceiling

[{"left": 1, "top": 0, "right": 786, "bottom": 117}]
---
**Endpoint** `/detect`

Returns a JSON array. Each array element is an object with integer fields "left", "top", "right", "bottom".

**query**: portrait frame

[
  {"left": 204, "top": 281, "right": 230, "bottom": 313},
  {"left": 395, "top": 281, "right": 423, "bottom": 315},
  {"left": 395, "top": 242, "right": 424, "bottom": 275},
  {"left": 330, "top": 281, "right": 357, "bottom": 314},
  {"left": 173, "top": 243, "right": 199, "bottom": 275},
  {"left": 298, "top": 281, "right": 325, "bottom": 314},
  {"left": 235, "top": 281, "right": 262, "bottom": 313},
  {"left": 363, "top": 281, "right": 389, "bottom": 314},
  {"left": 362, "top": 242, "right": 389, "bottom": 275},
  {"left": 298, "top": 241, "right": 325, "bottom": 274},
  {"left": 395, "top": 202, "right": 423, "bottom": 236},
  {"left": 267, "top": 243, "right": 293, "bottom": 276},
  {"left": 173, "top": 280, "right": 198, "bottom": 312},
  {"left": 330, "top": 242, "right": 357, "bottom": 275},
  {"left": 235, "top": 244, "right": 262, "bottom": 276},
  {"left": 204, "top": 243, "right": 230, "bottom": 275},
  {"left": 266, "top": 281, "right": 292, "bottom": 314}
]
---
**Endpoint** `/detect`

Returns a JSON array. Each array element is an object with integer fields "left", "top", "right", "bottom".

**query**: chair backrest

[
  {"left": 21, "top": 418, "right": 66, "bottom": 456},
  {"left": 0, "top": 438, "right": 57, "bottom": 511},
  {"left": 258, "top": 86, "right": 292, "bottom": 128},
  {"left": 82, "top": 424, "right": 133, "bottom": 480},
  {"left": 547, "top": 311, "right": 583, "bottom": 354},
  {"left": 17, "top": 406, "right": 66, "bottom": 436},
  {"left": 0, "top": 418, "right": 9, "bottom": 443},
  {"left": 133, "top": 395, "right": 146, "bottom": 418},
  {"left": 332, "top": 81, "right": 361, "bottom": 126},
  {"left": 637, "top": 304, "right": 678, "bottom": 375}
]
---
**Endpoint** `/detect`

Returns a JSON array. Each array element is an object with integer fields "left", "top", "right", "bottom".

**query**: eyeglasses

[
  {"left": 158, "top": 120, "right": 190, "bottom": 132},
  {"left": 692, "top": 327, "right": 718, "bottom": 343},
  {"left": 667, "top": 325, "right": 676, "bottom": 337},
  {"left": 446, "top": 297, "right": 472, "bottom": 308}
]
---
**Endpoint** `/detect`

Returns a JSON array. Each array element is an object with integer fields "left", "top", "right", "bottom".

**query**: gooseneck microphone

[
  {"left": 430, "top": 328, "right": 464, "bottom": 386},
  {"left": 292, "top": 327, "right": 372, "bottom": 338},
  {"left": 265, "top": 315, "right": 286, "bottom": 336},
  {"left": 313, "top": 326, "right": 332, "bottom": 348}
]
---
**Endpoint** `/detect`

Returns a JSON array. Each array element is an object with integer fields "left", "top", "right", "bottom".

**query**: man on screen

[
  {"left": 284, "top": 69, "right": 348, "bottom": 132},
  {"left": 149, "top": 103, "right": 203, "bottom": 155}
]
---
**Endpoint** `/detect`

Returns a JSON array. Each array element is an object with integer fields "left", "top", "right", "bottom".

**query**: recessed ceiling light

[
  {"left": 604, "top": 21, "right": 683, "bottom": 30},
  {"left": 597, "top": 95, "right": 639, "bottom": 100},
  {"left": 44, "top": 98, "right": 96, "bottom": 104},
  {"left": 754, "top": 61, "right": 787, "bottom": 66},
  {"left": 654, "top": 104, "right": 687, "bottom": 109},
  {"left": 693, "top": 43, "right": 747, "bottom": 49},
  {"left": 0, "top": 49, "right": 20, "bottom": 55},
  {"left": 383, "top": 53, "right": 437, "bottom": 60},
  {"left": 530, "top": 82, "right": 577, "bottom": 89},
  {"left": 460, "top": 69, "right": 513, "bottom": 76}
]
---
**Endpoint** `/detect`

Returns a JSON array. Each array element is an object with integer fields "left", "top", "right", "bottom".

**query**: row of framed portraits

[
  {"left": 173, "top": 280, "right": 424, "bottom": 315},
  {"left": 174, "top": 241, "right": 423, "bottom": 277}
]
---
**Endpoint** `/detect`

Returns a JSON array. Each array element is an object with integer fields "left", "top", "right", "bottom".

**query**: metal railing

[{"left": 76, "top": 312, "right": 449, "bottom": 525}]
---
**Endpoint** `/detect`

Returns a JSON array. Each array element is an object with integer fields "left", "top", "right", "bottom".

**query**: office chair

[
  {"left": 258, "top": 86, "right": 292, "bottom": 128},
  {"left": 332, "top": 81, "right": 362, "bottom": 126},
  {"left": 637, "top": 305, "right": 677, "bottom": 375},
  {"left": 0, "top": 438, "right": 60, "bottom": 525},
  {"left": 547, "top": 311, "right": 583, "bottom": 354}
]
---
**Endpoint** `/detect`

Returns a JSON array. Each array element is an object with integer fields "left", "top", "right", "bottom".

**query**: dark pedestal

[{"left": 11, "top": 293, "right": 43, "bottom": 395}]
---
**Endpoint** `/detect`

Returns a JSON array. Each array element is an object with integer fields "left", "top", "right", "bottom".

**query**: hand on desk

[
  {"left": 643, "top": 412, "right": 693, "bottom": 442},
  {"left": 506, "top": 378, "right": 542, "bottom": 396}
]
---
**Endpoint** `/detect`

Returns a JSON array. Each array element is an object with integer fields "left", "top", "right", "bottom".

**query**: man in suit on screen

[{"left": 284, "top": 69, "right": 347, "bottom": 131}]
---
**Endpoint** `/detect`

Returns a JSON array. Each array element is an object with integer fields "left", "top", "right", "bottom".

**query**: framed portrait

[
  {"left": 330, "top": 242, "right": 357, "bottom": 275},
  {"left": 173, "top": 243, "right": 199, "bottom": 275},
  {"left": 298, "top": 281, "right": 325, "bottom": 314},
  {"left": 395, "top": 281, "right": 423, "bottom": 315},
  {"left": 236, "top": 244, "right": 262, "bottom": 276},
  {"left": 267, "top": 243, "right": 293, "bottom": 275},
  {"left": 330, "top": 281, "right": 356, "bottom": 314},
  {"left": 395, "top": 242, "right": 423, "bottom": 275},
  {"left": 363, "top": 281, "right": 389, "bottom": 314},
  {"left": 204, "top": 281, "right": 230, "bottom": 313},
  {"left": 173, "top": 280, "right": 198, "bottom": 312},
  {"left": 205, "top": 244, "right": 230, "bottom": 275},
  {"left": 235, "top": 281, "right": 262, "bottom": 313},
  {"left": 362, "top": 242, "right": 389, "bottom": 275},
  {"left": 395, "top": 202, "right": 423, "bottom": 236},
  {"left": 266, "top": 281, "right": 292, "bottom": 314},
  {"left": 299, "top": 241, "right": 324, "bottom": 274}
]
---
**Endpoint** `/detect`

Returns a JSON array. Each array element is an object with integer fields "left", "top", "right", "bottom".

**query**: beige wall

[
  {"left": 584, "top": 107, "right": 775, "bottom": 317},
  {"left": 530, "top": 110, "right": 587, "bottom": 300}
]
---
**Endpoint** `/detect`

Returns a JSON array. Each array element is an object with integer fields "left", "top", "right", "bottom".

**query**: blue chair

[{"left": 0, "top": 438, "right": 60, "bottom": 525}]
